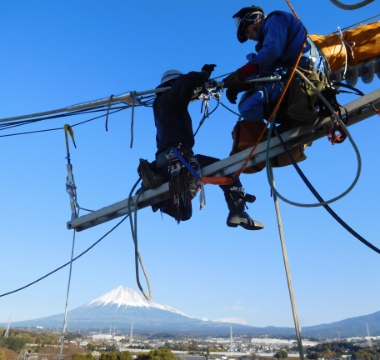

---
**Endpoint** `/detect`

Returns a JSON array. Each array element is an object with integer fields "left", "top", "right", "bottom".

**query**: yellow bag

[
  {"left": 310, "top": 21, "right": 380, "bottom": 72},
  {"left": 344, "top": 21, "right": 380, "bottom": 67},
  {"left": 309, "top": 33, "right": 346, "bottom": 72}
]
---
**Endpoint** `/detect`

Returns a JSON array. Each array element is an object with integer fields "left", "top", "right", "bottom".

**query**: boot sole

[{"left": 227, "top": 219, "right": 264, "bottom": 231}]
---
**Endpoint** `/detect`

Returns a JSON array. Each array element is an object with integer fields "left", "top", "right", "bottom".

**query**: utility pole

[
  {"left": 230, "top": 326, "right": 233, "bottom": 352},
  {"left": 129, "top": 323, "right": 134, "bottom": 346},
  {"left": 366, "top": 323, "right": 373, "bottom": 347},
  {"left": 4, "top": 315, "right": 11, "bottom": 338}
]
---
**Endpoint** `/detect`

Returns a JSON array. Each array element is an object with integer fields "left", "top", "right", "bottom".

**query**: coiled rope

[
  {"left": 266, "top": 68, "right": 362, "bottom": 208},
  {"left": 330, "top": 0, "right": 375, "bottom": 10},
  {"left": 127, "top": 179, "right": 153, "bottom": 301}
]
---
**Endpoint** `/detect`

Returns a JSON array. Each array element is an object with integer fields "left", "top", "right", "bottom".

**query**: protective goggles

[{"left": 235, "top": 11, "right": 264, "bottom": 42}]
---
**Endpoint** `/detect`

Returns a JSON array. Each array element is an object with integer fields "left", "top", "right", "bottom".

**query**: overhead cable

[{"left": 0, "top": 215, "right": 128, "bottom": 298}]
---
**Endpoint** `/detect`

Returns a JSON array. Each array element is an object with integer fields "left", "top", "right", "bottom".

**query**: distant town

[{"left": 0, "top": 326, "right": 379, "bottom": 360}]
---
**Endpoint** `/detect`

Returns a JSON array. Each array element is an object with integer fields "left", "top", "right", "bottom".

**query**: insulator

[
  {"left": 374, "top": 58, "right": 380, "bottom": 80},
  {"left": 361, "top": 61, "right": 375, "bottom": 84},
  {"left": 344, "top": 66, "right": 358, "bottom": 87},
  {"left": 332, "top": 70, "right": 342, "bottom": 88}
]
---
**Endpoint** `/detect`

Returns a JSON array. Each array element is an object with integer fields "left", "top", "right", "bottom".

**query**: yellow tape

[{"left": 64, "top": 124, "right": 76, "bottom": 153}]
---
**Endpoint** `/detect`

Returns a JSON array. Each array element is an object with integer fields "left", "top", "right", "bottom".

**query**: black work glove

[
  {"left": 226, "top": 88, "right": 239, "bottom": 104},
  {"left": 223, "top": 68, "right": 245, "bottom": 88},
  {"left": 201, "top": 64, "right": 217, "bottom": 78}
]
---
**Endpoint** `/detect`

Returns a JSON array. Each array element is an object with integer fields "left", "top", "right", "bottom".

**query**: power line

[{"left": 0, "top": 215, "right": 128, "bottom": 298}]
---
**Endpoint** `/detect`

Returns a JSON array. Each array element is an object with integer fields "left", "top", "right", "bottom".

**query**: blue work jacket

[{"left": 246, "top": 11, "right": 323, "bottom": 74}]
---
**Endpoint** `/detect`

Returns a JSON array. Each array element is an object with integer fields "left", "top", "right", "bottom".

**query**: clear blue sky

[{"left": 0, "top": 0, "right": 379, "bottom": 331}]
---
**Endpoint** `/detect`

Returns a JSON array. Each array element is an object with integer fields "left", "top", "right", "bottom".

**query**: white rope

[
  {"left": 58, "top": 229, "right": 76, "bottom": 360},
  {"left": 199, "top": 182, "right": 206, "bottom": 209},
  {"left": 266, "top": 68, "right": 362, "bottom": 208},
  {"left": 270, "top": 168, "right": 305, "bottom": 360}
]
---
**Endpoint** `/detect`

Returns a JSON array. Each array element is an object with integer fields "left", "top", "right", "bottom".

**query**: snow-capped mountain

[
  {"left": 85, "top": 286, "right": 190, "bottom": 317},
  {"left": 7, "top": 286, "right": 380, "bottom": 337},
  {"left": 7, "top": 285, "right": 254, "bottom": 335}
]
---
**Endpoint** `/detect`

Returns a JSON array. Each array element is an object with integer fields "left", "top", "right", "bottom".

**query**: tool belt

[
  {"left": 155, "top": 144, "right": 201, "bottom": 223},
  {"left": 282, "top": 68, "right": 326, "bottom": 123},
  {"left": 156, "top": 144, "right": 194, "bottom": 168}
]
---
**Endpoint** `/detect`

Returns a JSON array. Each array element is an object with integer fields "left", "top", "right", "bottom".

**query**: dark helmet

[{"left": 233, "top": 5, "right": 265, "bottom": 43}]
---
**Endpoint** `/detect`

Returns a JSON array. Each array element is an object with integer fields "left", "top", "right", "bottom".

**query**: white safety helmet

[{"left": 158, "top": 70, "right": 183, "bottom": 87}]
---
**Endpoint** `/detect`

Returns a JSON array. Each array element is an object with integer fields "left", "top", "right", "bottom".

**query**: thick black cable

[
  {"left": 332, "top": 81, "right": 365, "bottom": 96},
  {"left": 273, "top": 127, "right": 380, "bottom": 255},
  {"left": 0, "top": 215, "right": 129, "bottom": 298}
]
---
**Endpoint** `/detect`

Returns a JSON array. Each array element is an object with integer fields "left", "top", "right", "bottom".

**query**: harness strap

[{"left": 171, "top": 147, "right": 200, "bottom": 179}]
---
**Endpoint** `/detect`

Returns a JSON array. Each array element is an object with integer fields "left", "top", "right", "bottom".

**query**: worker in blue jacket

[
  {"left": 153, "top": 65, "right": 264, "bottom": 230},
  {"left": 223, "top": 5, "right": 326, "bottom": 123}
]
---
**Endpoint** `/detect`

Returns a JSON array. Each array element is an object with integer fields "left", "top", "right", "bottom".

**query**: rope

[
  {"left": 330, "top": 0, "right": 374, "bottom": 10},
  {"left": 285, "top": 0, "right": 301, "bottom": 19},
  {"left": 270, "top": 168, "right": 304, "bottom": 360},
  {"left": 337, "top": 27, "right": 350, "bottom": 79},
  {"left": 58, "top": 228, "right": 77, "bottom": 360},
  {"left": 127, "top": 179, "right": 152, "bottom": 301},
  {"left": 266, "top": 68, "right": 362, "bottom": 208}
]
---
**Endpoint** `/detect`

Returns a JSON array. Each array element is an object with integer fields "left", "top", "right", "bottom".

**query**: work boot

[{"left": 220, "top": 179, "right": 264, "bottom": 231}]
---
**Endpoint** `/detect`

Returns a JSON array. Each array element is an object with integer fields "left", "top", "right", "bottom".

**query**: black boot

[{"left": 220, "top": 179, "right": 264, "bottom": 231}]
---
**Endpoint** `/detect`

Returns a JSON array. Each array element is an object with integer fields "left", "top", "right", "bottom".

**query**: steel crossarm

[{"left": 67, "top": 88, "right": 380, "bottom": 232}]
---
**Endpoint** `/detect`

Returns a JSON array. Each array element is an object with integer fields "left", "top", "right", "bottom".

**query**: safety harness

[{"left": 164, "top": 145, "right": 203, "bottom": 223}]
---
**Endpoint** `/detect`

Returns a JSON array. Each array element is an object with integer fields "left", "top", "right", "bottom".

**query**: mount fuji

[
  {"left": 7, "top": 286, "right": 380, "bottom": 337},
  {"left": 7, "top": 286, "right": 258, "bottom": 335}
]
